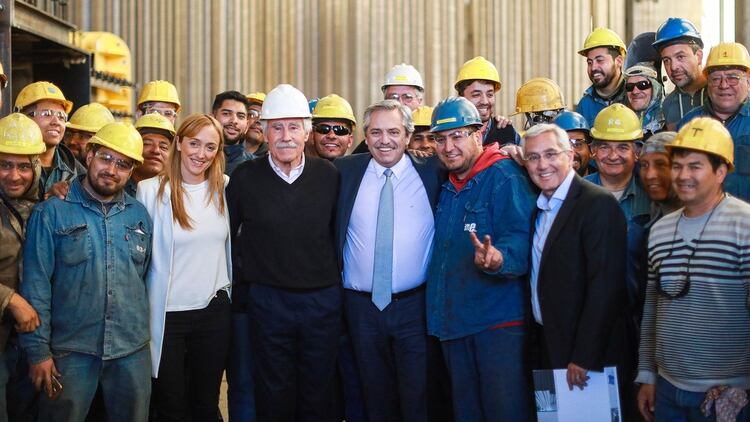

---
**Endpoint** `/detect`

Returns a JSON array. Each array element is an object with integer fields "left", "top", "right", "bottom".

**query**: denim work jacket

[
  {"left": 678, "top": 99, "right": 750, "bottom": 202},
  {"left": 20, "top": 177, "right": 153, "bottom": 364},
  {"left": 427, "top": 159, "right": 535, "bottom": 341}
]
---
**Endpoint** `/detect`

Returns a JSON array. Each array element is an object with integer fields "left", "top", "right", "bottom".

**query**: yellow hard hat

[
  {"left": 591, "top": 103, "right": 643, "bottom": 141},
  {"left": 454, "top": 56, "right": 501, "bottom": 92},
  {"left": 578, "top": 27, "right": 627, "bottom": 57},
  {"left": 14, "top": 81, "right": 73, "bottom": 114},
  {"left": 669, "top": 117, "right": 734, "bottom": 171},
  {"left": 704, "top": 42, "right": 750, "bottom": 72},
  {"left": 0, "top": 113, "right": 46, "bottom": 155},
  {"left": 513, "top": 78, "right": 565, "bottom": 114},
  {"left": 312, "top": 94, "right": 356, "bottom": 127},
  {"left": 246, "top": 92, "right": 265, "bottom": 105},
  {"left": 411, "top": 106, "right": 433, "bottom": 127},
  {"left": 134, "top": 113, "right": 176, "bottom": 137},
  {"left": 0, "top": 61, "right": 7, "bottom": 87},
  {"left": 137, "top": 80, "right": 181, "bottom": 112},
  {"left": 88, "top": 122, "right": 144, "bottom": 164},
  {"left": 66, "top": 103, "right": 115, "bottom": 134}
]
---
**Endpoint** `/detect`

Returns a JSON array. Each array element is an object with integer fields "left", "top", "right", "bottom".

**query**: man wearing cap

[
  {"left": 637, "top": 117, "right": 750, "bottom": 422},
  {"left": 678, "top": 42, "right": 750, "bottom": 202},
  {"left": 624, "top": 63, "right": 666, "bottom": 137},
  {"left": 15, "top": 81, "right": 80, "bottom": 195},
  {"left": 639, "top": 132, "right": 681, "bottom": 225},
  {"left": 211, "top": 90, "right": 251, "bottom": 175},
  {"left": 135, "top": 80, "right": 181, "bottom": 125},
  {"left": 64, "top": 103, "right": 116, "bottom": 164},
  {"left": 307, "top": 94, "right": 356, "bottom": 161},
  {"left": 522, "top": 123, "right": 628, "bottom": 402},
  {"left": 427, "top": 96, "right": 535, "bottom": 420},
  {"left": 227, "top": 84, "right": 342, "bottom": 421},
  {"left": 553, "top": 111, "right": 597, "bottom": 177},
  {"left": 455, "top": 56, "right": 520, "bottom": 147},
  {"left": 21, "top": 122, "right": 153, "bottom": 420},
  {"left": 653, "top": 18, "right": 708, "bottom": 131},
  {"left": 244, "top": 92, "right": 268, "bottom": 159},
  {"left": 577, "top": 27, "right": 629, "bottom": 126},
  {"left": 124, "top": 113, "right": 176, "bottom": 197},
  {"left": 0, "top": 114, "right": 45, "bottom": 421},
  {"left": 335, "top": 99, "right": 445, "bottom": 421}
]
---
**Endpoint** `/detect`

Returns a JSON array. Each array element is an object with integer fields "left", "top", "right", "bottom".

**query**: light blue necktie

[{"left": 372, "top": 168, "right": 394, "bottom": 311}]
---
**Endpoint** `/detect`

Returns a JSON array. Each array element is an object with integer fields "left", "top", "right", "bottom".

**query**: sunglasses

[
  {"left": 625, "top": 80, "right": 652, "bottom": 92},
  {"left": 314, "top": 124, "right": 351, "bottom": 136}
]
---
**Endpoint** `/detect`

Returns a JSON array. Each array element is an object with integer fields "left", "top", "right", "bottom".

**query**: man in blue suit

[{"left": 334, "top": 99, "right": 446, "bottom": 422}]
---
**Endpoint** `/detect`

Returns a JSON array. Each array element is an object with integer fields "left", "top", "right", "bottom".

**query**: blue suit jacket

[{"left": 333, "top": 153, "right": 446, "bottom": 269}]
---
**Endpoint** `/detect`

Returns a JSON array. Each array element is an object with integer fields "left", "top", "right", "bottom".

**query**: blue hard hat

[
  {"left": 552, "top": 111, "right": 590, "bottom": 134},
  {"left": 430, "top": 97, "right": 482, "bottom": 133},
  {"left": 653, "top": 17, "right": 703, "bottom": 51},
  {"left": 308, "top": 98, "right": 319, "bottom": 113}
]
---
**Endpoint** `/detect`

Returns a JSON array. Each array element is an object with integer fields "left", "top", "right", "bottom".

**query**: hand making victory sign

[{"left": 469, "top": 232, "right": 504, "bottom": 272}]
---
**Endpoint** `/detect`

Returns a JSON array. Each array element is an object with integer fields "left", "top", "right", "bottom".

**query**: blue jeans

[
  {"left": 655, "top": 376, "right": 750, "bottom": 422},
  {"left": 441, "top": 325, "right": 531, "bottom": 422},
  {"left": 227, "top": 311, "right": 256, "bottom": 422},
  {"left": 38, "top": 347, "right": 151, "bottom": 422}
]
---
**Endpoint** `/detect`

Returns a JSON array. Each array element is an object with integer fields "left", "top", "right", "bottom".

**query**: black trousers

[
  {"left": 249, "top": 283, "right": 342, "bottom": 422},
  {"left": 152, "top": 290, "right": 231, "bottom": 422}
]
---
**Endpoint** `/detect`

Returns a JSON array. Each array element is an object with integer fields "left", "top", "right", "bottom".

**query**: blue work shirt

[
  {"left": 576, "top": 82, "right": 628, "bottom": 127},
  {"left": 427, "top": 159, "right": 535, "bottom": 341},
  {"left": 20, "top": 176, "right": 153, "bottom": 364},
  {"left": 678, "top": 99, "right": 750, "bottom": 202},
  {"left": 584, "top": 171, "right": 651, "bottom": 314}
]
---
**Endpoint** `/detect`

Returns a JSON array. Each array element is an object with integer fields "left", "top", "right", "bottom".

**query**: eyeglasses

[
  {"left": 94, "top": 150, "right": 135, "bottom": 171},
  {"left": 569, "top": 139, "right": 590, "bottom": 150},
  {"left": 527, "top": 110, "right": 560, "bottom": 126},
  {"left": 314, "top": 124, "right": 351, "bottom": 136},
  {"left": 27, "top": 109, "right": 68, "bottom": 121},
  {"left": 0, "top": 160, "right": 35, "bottom": 173},
  {"left": 434, "top": 130, "right": 475, "bottom": 145},
  {"left": 625, "top": 80, "right": 653, "bottom": 92},
  {"left": 248, "top": 110, "right": 261, "bottom": 120},
  {"left": 386, "top": 92, "right": 416, "bottom": 103},
  {"left": 708, "top": 74, "right": 744, "bottom": 87},
  {"left": 145, "top": 107, "right": 177, "bottom": 119},
  {"left": 523, "top": 150, "right": 566, "bottom": 163}
]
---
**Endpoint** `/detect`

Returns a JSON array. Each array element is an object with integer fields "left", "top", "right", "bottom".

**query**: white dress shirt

[
  {"left": 269, "top": 153, "right": 305, "bottom": 184},
  {"left": 530, "top": 169, "right": 576, "bottom": 324},
  {"left": 343, "top": 154, "right": 434, "bottom": 293}
]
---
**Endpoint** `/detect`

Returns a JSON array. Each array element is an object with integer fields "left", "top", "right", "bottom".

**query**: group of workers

[{"left": 0, "top": 14, "right": 748, "bottom": 422}]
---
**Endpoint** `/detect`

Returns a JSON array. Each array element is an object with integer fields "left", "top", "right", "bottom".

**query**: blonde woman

[{"left": 136, "top": 114, "right": 231, "bottom": 421}]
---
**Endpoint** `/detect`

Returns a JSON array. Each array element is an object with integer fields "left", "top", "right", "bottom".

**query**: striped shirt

[{"left": 636, "top": 196, "right": 750, "bottom": 392}]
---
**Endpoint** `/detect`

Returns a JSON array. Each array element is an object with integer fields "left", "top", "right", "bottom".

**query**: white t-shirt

[{"left": 167, "top": 180, "right": 231, "bottom": 311}]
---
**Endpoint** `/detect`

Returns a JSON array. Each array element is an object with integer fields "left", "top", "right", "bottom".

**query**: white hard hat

[
  {"left": 260, "top": 84, "right": 312, "bottom": 120},
  {"left": 381, "top": 63, "right": 424, "bottom": 92}
]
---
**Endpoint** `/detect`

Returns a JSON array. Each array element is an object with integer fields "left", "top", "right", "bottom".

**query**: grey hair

[
  {"left": 260, "top": 118, "right": 312, "bottom": 134},
  {"left": 522, "top": 123, "right": 571, "bottom": 152},
  {"left": 362, "top": 99, "right": 414, "bottom": 135}
]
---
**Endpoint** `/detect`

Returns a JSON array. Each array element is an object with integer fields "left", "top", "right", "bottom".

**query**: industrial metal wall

[{"left": 68, "top": 0, "right": 632, "bottom": 127}]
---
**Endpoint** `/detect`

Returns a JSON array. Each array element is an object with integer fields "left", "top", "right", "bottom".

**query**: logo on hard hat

[
  {"left": 608, "top": 118, "right": 622, "bottom": 126},
  {"left": 436, "top": 117, "right": 457, "bottom": 124},
  {"left": 47, "top": 87, "right": 57, "bottom": 93},
  {"left": 691, "top": 127, "right": 703, "bottom": 136},
  {"left": 723, "top": 51, "right": 728, "bottom": 57}
]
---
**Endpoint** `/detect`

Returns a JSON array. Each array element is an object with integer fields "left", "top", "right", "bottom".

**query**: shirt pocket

[
  {"left": 125, "top": 222, "right": 150, "bottom": 265},
  {"left": 734, "top": 136, "right": 750, "bottom": 175},
  {"left": 463, "top": 201, "right": 490, "bottom": 235},
  {"left": 55, "top": 224, "right": 91, "bottom": 266}
]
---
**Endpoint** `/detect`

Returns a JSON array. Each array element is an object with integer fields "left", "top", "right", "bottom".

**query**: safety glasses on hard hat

[
  {"left": 625, "top": 80, "right": 653, "bottom": 92},
  {"left": 145, "top": 107, "right": 177, "bottom": 119},
  {"left": 314, "top": 124, "right": 351, "bottom": 136}
]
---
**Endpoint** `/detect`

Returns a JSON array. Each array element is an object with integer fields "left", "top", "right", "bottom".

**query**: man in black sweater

[{"left": 226, "top": 84, "right": 342, "bottom": 422}]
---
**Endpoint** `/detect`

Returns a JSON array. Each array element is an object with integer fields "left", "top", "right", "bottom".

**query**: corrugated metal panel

[{"left": 69, "top": 0, "right": 632, "bottom": 129}]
